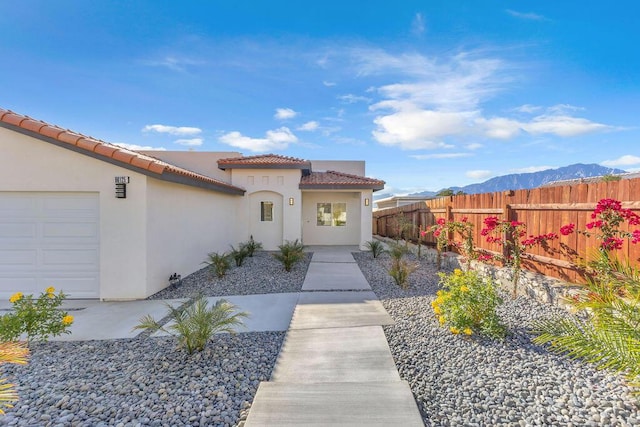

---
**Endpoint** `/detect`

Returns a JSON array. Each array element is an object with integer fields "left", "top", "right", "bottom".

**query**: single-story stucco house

[{"left": 0, "top": 108, "right": 384, "bottom": 300}]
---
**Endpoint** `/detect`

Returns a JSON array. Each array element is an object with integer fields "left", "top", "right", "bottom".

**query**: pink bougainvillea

[{"left": 559, "top": 198, "right": 640, "bottom": 252}]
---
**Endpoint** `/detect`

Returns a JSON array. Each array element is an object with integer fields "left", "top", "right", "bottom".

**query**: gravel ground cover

[
  {"left": 1, "top": 250, "right": 310, "bottom": 426},
  {"left": 1, "top": 333, "right": 284, "bottom": 426},
  {"left": 353, "top": 251, "right": 639, "bottom": 427},
  {"left": 148, "top": 251, "right": 311, "bottom": 299}
]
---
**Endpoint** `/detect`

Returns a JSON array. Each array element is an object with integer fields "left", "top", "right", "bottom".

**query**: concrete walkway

[{"left": 245, "top": 246, "right": 424, "bottom": 426}]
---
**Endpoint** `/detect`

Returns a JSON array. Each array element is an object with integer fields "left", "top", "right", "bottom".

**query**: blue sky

[{"left": 1, "top": 1, "right": 638, "bottom": 195}]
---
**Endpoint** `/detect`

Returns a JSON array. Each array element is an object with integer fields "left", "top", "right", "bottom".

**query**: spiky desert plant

[
  {"left": 273, "top": 239, "right": 305, "bottom": 272},
  {"left": 134, "top": 295, "right": 248, "bottom": 354},
  {"left": 365, "top": 240, "right": 385, "bottom": 259},
  {"left": 243, "top": 235, "right": 263, "bottom": 257},
  {"left": 0, "top": 342, "right": 29, "bottom": 415},
  {"left": 387, "top": 241, "right": 409, "bottom": 262},
  {"left": 229, "top": 244, "right": 249, "bottom": 267},
  {"left": 532, "top": 251, "right": 640, "bottom": 392},
  {"left": 388, "top": 258, "right": 417, "bottom": 289},
  {"left": 202, "top": 252, "right": 231, "bottom": 278}
]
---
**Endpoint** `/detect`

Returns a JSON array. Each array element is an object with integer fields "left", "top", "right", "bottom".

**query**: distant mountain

[{"left": 411, "top": 163, "right": 627, "bottom": 196}]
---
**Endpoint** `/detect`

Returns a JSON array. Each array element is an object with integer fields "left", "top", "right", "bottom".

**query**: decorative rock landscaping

[
  {"left": 0, "top": 333, "right": 283, "bottom": 426},
  {"left": 0, "top": 251, "right": 311, "bottom": 426},
  {"left": 354, "top": 251, "right": 639, "bottom": 427},
  {"left": 2, "top": 248, "right": 638, "bottom": 426},
  {"left": 148, "top": 251, "right": 311, "bottom": 299}
]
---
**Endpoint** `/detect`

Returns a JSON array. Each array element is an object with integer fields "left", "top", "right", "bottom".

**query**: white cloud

[
  {"left": 338, "top": 94, "right": 371, "bottom": 104},
  {"left": 275, "top": 108, "right": 298, "bottom": 120},
  {"left": 410, "top": 153, "right": 472, "bottom": 160},
  {"left": 174, "top": 138, "right": 203, "bottom": 147},
  {"left": 141, "top": 56, "right": 205, "bottom": 72},
  {"left": 547, "top": 104, "right": 584, "bottom": 114},
  {"left": 476, "top": 113, "right": 612, "bottom": 139},
  {"left": 508, "top": 166, "right": 554, "bottom": 173},
  {"left": 112, "top": 142, "right": 167, "bottom": 151},
  {"left": 298, "top": 121, "right": 319, "bottom": 131},
  {"left": 347, "top": 48, "right": 616, "bottom": 150},
  {"left": 143, "top": 124, "right": 202, "bottom": 136},
  {"left": 601, "top": 155, "right": 640, "bottom": 167},
  {"left": 371, "top": 108, "right": 471, "bottom": 150},
  {"left": 411, "top": 13, "right": 426, "bottom": 36},
  {"left": 323, "top": 80, "right": 337, "bottom": 87},
  {"left": 513, "top": 104, "right": 542, "bottom": 114},
  {"left": 466, "top": 170, "right": 493, "bottom": 180},
  {"left": 523, "top": 115, "right": 611, "bottom": 137},
  {"left": 218, "top": 127, "right": 297, "bottom": 152},
  {"left": 506, "top": 9, "right": 547, "bottom": 21},
  {"left": 477, "top": 117, "right": 522, "bottom": 139},
  {"left": 466, "top": 143, "right": 483, "bottom": 150}
]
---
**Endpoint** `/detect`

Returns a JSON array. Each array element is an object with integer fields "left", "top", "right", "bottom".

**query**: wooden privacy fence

[{"left": 373, "top": 177, "right": 640, "bottom": 284}]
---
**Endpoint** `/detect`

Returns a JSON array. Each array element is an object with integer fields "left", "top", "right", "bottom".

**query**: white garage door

[{"left": 0, "top": 192, "right": 99, "bottom": 299}]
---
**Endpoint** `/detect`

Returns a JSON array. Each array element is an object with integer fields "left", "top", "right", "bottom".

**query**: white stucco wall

[
  {"left": 139, "top": 151, "right": 241, "bottom": 183},
  {"left": 360, "top": 189, "right": 374, "bottom": 249},
  {"left": 0, "top": 128, "right": 148, "bottom": 300},
  {"left": 145, "top": 180, "right": 240, "bottom": 297},
  {"left": 301, "top": 191, "right": 362, "bottom": 246},
  {"left": 229, "top": 169, "right": 302, "bottom": 249}
]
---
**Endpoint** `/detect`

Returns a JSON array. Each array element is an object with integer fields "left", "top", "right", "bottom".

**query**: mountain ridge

[{"left": 408, "top": 163, "right": 626, "bottom": 197}]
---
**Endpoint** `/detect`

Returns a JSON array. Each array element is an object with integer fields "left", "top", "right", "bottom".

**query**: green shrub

[
  {"left": 134, "top": 295, "right": 248, "bottom": 354},
  {"left": 0, "top": 287, "right": 74, "bottom": 343},
  {"left": 243, "top": 235, "right": 263, "bottom": 257},
  {"left": 388, "top": 241, "right": 409, "bottom": 262},
  {"left": 433, "top": 269, "right": 506, "bottom": 339},
  {"left": 274, "top": 239, "right": 305, "bottom": 272},
  {"left": 365, "top": 240, "right": 385, "bottom": 258},
  {"left": 229, "top": 244, "right": 249, "bottom": 267},
  {"left": 388, "top": 258, "right": 417, "bottom": 289},
  {"left": 203, "top": 252, "right": 230, "bottom": 278},
  {"left": 532, "top": 252, "right": 640, "bottom": 392}
]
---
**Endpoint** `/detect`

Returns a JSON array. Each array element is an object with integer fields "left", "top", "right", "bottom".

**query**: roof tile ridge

[
  {"left": 1, "top": 107, "right": 244, "bottom": 193},
  {"left": 219, "top": 153, "right": 309, "bottom": 163},
  {"left": 323, "top": 170, "right": 382, "bottom": 181}
]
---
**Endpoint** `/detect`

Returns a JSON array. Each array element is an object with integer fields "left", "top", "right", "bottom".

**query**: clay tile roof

[
  {"left": 218, "top": 153, "right": 311, "bottom": 170},
  {"left": 300, "top": 170, "right": 385, "bottom": 191},
  {"left": 0, "top": 108, "right": 244, "bottom": 196}
]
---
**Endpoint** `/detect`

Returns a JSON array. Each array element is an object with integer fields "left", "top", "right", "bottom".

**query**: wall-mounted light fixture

[
  {"left": 364, "top": 198, "right": 370, "bottom": 206},
  {"left": 289, "top": 197, "right": 295, "bottom": 206}
]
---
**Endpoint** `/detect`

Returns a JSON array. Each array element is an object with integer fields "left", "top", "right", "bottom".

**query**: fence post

[
  {"left": 502, "top": 203, "right": 513, "bottom": 262},
  {"left": 446, "top": 203, "right": 453, "bottom": 251}
]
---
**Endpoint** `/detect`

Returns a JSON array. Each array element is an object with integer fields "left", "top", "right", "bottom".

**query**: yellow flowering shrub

[
  {"left": 0, "top": 287, "right": 74, "bottom": 342},
  {"left": 433, "top": 269, "right": 506, "bottom": 339}
]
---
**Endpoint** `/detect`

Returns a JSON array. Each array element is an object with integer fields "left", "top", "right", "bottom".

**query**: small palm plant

[
  {"left": 229, "top": 244, "right": 249, "bottom": 267},
  {"left": 274, "top": 239, "right": 305, "bottom": 272},
  {"left": 532, "top": 251, "right": 640, "bottom": 392},
  {"left": 386, "top": 242, "right": 416, "bottom": 289},
  {"left": 243, "top": 235, "right": 263, "bottom": 257},
  {"left": 203, "top": 252, "right": 231, "bottom": 278},
  {"left": 134, "top": 295, "right": 249, "bottom": 354},
  {"left": 365, "top": 240, "right": 385, "bottom": 259},
  {"left": 0, "top": 341, "right": 29, "bottom": 415}
]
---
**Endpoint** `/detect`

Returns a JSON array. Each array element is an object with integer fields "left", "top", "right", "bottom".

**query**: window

[
  {"left": 261, "top": 201, "right": 273, "bottom": 221},
  {"left": 316, "top": 202, "right": 347, "bottom": 227}
]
